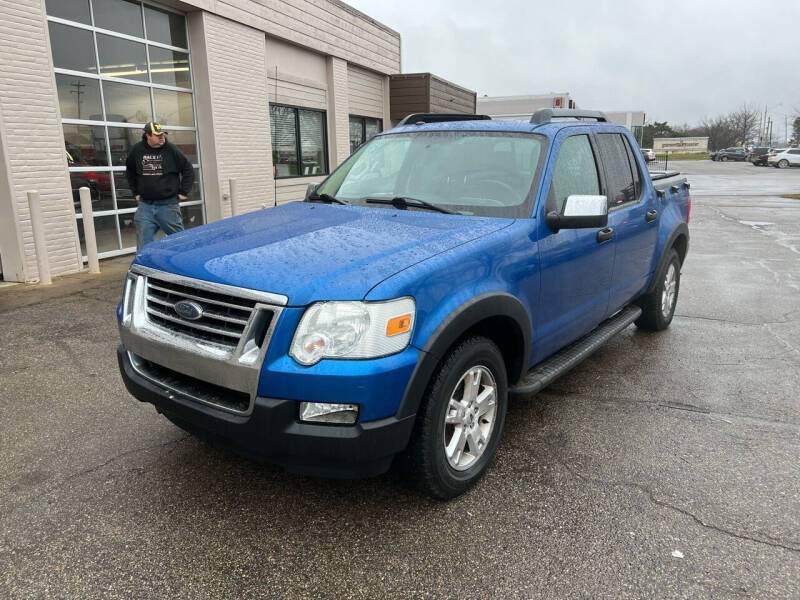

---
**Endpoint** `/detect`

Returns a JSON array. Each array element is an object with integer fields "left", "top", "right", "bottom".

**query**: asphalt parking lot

[{"left": 1, "top": 159, "right": 798, "bottom": 599}]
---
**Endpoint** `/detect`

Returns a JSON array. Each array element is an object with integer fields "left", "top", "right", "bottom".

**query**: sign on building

[{"left": 653, "top": 137, "right": 709, "bottom": 153}]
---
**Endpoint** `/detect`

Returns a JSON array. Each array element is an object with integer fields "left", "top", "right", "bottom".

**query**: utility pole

[{"left": 70, "top": 80, "right": 86, "bottom": 119}]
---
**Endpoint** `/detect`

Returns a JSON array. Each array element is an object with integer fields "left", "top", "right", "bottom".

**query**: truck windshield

[{"left": 316, "top": 131, "right": 545, "bottom": 218}]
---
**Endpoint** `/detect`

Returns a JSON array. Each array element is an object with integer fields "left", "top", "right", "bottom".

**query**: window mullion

[{"left": 295, "top": 107, "right": 302, "bottom": 176}]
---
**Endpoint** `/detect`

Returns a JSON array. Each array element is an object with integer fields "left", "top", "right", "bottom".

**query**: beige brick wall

[
  {"left": 0, "top": 0, "right": 81, "bottom": 281},
  {"left": 267, "top": 72, "right": 327, "bottom": 111},
  {"left": 211, "top": 0, "right": 401, "bottom": 75},
  {"left": 327, "top": 57, "right": 350, "bottom": 168},
  {"left": 347, "top": 65, "right": 384, "bottom": 119},
  {"left": 194, "top": 12, "right": 275, "bottom": 218}
]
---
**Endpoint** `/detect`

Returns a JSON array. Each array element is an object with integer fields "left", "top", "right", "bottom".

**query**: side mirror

[
  {"left": 305, "top": 182, "right": 320, "bottom": 201},
  {"left": 546, "top": 195, "right": 608, "bottom": 233}
]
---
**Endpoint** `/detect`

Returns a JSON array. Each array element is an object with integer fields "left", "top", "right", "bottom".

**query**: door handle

[
  {"left": 646, "top": 209, "right": 658, "bottom": 223},
  {"left": 597, "top": 227, "right": 614, "bottom": 243}
]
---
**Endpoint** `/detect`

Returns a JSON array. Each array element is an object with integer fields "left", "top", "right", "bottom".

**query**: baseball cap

[{"left": 143, "top": 122, "right": 167, "bottom": 136}]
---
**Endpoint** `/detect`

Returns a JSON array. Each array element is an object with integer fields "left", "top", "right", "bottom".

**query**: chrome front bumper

[{"left": 118, "top": 265, "right": 287, "bottom": 415}]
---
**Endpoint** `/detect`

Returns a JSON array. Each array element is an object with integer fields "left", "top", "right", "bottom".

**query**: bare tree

[
  {"left": 728, "top": 104, "right": 760, "bottom": 145},
  {"left": 699, "top": 115, "right": 737, "bottom": 150}
]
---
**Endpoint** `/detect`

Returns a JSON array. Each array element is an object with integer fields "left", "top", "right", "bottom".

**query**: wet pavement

[{"left": 1, "top": 160, "right": 798, "bottom": 598}]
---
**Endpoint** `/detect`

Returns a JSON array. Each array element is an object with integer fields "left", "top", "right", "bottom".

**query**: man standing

[{"left": 126, "top": 122, "right": 194, "bottom": 248}]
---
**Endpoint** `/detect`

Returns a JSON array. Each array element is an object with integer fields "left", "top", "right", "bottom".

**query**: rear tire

[
  {"left": 635, "top": 249, "right": 681, "bottom": 331},
  {"left": 400, "top": 337, "right": 508, "bottom": 499}
]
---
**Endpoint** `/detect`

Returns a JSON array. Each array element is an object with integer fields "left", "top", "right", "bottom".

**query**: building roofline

[
  {"left": 330, "top": 0, "right": 401, "bottom": 38},
  {"left": 478, "top": 93, "right": 572, "bottom": 101}
]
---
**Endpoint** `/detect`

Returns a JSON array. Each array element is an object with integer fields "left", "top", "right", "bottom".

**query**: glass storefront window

[
  {"left": 107, "top": 127, "right": 142, "bottom": 165},
  {"left": 145, "top": 5, "right": 188, "bottom": 48},
  {"left": 113, "top": 172, "right": 137, "bottom": 209},
  {"left": 45, "top": 0, "right": 91, "bottom": 25},
  {"left": 102, "top": 80, "right": 152, "bottom": 124},
  {"left": 93, "top": 0, "right": 144, "bottom": 38},
  {"left": 187, "top": 168, "right": 202, "bottom": 201},
  {"left": 153, "top": 89, "right": 194, "bottom": 126},
  {"left": 48, "top": 22, "right": 96, "bottom": 73},
  {"left": 96, "top": 34, "right": 148, "bottom": 81},
  {"left": 349, "top": 118, "right": 363, "bottom": 154},
  {"left": 167, "top": 130, "right": 199, "bottom": 164},
  {"left": 270, "top": 105, "right": 328, "bottom": 178},
  {"left": 349, "top": 115, "right": 382, "bottom": 154},
  {"left": 118, "top": 211, "right": 138, "bottom": 249},
  {"left": 299, "top": 110, "right": 325, "bottom": 176},
  {"left": 181, "top": 205, "right": 204, "bottom": 230},
  {"left": 47, "top": 0, "right": 203, "bottom": 258},
  {"left": 56, "top": 74, "right": 102, "bottom": 120},
  {"left": 148, "top": 47, "right": 191, "bottom": 88},
  {"left": 77, "top": 214, "right": 119, "bottom": 256},
  {"left": 63, "top": 124, "right": 109, "bottom": 166},
  {"left": 270, "top": 105, "right": 299, "bottom": 177}
]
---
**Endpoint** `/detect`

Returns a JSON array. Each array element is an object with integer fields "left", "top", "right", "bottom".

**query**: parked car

[
  {"left": 767, "top": 148, "right": 800, "bottom": 168},
  {"left": 715, "top": 147, "right": 747, "bottom": 162},
  {"left": 708, "top": 149, "right": 719, "bottom": 161},
  {"left": 117, "top": 109, "right": 690, "bottom": 499},
  {"left": 640, "top": 148, "right": 656, "bottom": 162},
  {"left": 749, "top": 147, "right": 772, "bottom": 166}
]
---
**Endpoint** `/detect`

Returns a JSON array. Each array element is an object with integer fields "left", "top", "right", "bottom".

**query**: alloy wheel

[
  {"left": 661, "top": 263, "right": 678, "bottom": 318},
  {"left": 443, "top": 365, "right": 497, "bottom": 471}
]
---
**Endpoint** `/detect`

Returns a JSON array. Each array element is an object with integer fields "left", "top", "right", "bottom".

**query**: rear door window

[
  {"left": 548, "top": 134, "right": 600, "bottom": 214},
  {"left": 621, "top": 136, "right": 642, "bottom": 200},
  {"left": 597, "top": 133, "right": 636, "bottom": 208}
]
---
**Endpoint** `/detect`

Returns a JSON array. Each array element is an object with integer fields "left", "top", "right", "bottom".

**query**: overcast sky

[{"left": 346, "top": 0, "right": 799, "bottom": 130}]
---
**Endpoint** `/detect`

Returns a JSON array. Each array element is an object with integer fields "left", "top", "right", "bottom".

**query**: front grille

[
  {"left": 144, "top": 276, "right": 271, "bottom": 348},
  {"left": 132, "top": 354, "right": 250, "bottom": 412}
]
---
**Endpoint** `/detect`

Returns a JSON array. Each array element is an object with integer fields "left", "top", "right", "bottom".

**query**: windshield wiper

[
  {"left": 364, "top": 196, "right": 458, "bottom": 214},
  {"left": 307, "top": 192, "right": 349, "bottom": 205}
]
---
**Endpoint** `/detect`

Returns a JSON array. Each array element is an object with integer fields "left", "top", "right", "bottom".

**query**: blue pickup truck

[{"left": 118, "top": 109, "right": 690, "bottom": 499}]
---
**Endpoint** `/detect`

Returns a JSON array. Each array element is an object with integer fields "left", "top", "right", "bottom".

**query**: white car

[
  {"left": 640, "top": 148, "right": 656, "bottom": 162},
  {"left": 767, "top": 148, "right": 800, "bottom": 168}
]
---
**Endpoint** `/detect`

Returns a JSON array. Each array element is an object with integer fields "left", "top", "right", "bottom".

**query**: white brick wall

[
  {"left": 201, "top": 13, "right": 275, "bottom": 216},
  {"left": 0, "top": 0, "right": 81, "bottom": 281}
]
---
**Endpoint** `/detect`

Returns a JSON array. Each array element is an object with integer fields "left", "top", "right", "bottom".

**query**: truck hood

[{"left": 133, "top": 202, "right": 512, "bottom": 305}]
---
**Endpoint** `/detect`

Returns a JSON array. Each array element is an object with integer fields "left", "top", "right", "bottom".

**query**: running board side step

[{"left": 510, "top": 305, "right": 642, "bottom": 398}]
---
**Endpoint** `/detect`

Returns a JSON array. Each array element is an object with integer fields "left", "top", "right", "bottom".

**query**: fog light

[{"left": 299, "top": 402, "right": 359, "bottom": 424}]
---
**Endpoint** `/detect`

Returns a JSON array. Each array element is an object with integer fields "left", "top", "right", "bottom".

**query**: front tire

[
  {"left": 721, "top": 156, "right": 728, "bottom": 162},
  {"left": 778, "top": 159, "right": 789, "bottom": 169},
  {"left": 635, "top": 249, "right": 681, "bottom": 331},
  {"left": 400, "top": 337, "right": 508, "bottom": 499}
]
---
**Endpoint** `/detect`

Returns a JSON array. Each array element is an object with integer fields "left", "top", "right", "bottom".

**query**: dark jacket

[{"left": 125, "top": 140, "right": 194, "bottom": 203}]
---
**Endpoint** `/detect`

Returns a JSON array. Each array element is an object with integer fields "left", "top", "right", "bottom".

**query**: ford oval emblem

[{"left": 174, "top": 299, "right": 204, "bottom": 321}]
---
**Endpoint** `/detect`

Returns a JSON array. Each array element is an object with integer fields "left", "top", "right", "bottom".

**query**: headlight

[{"left": 289, "top": 298, "right": 415, "bottom": 365}]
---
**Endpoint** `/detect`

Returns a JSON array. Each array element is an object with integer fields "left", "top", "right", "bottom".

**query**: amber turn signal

[{"left": 386, "top": 314, "right": 412, "bottom": 337}]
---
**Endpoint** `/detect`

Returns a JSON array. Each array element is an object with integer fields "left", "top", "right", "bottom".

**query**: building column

[
  {"left": 0, "top": 0, "right": 82, "bottom": 281},
  {"left": 188, "top": 12, "right": 274, "bottom": 222},
  {"left": 326, "top": 57, "right": 350, "bottom": 169}
]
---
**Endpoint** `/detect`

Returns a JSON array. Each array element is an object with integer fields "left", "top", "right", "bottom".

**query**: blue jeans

[{"left": 134, "top": 200, "right": 184, "bottom": 248}]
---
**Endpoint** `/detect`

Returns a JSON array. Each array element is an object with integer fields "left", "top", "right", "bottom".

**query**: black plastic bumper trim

[{"left": 117, "top": 346, "right": 416, "bottom": 478}]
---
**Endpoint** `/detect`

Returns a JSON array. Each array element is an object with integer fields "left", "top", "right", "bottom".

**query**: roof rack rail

[
  {"left": 530, "top": 109, "right": 607, "bottom": 125},
  {"left": 397, "top": 113, "right": 492, "bottom": 126}
]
